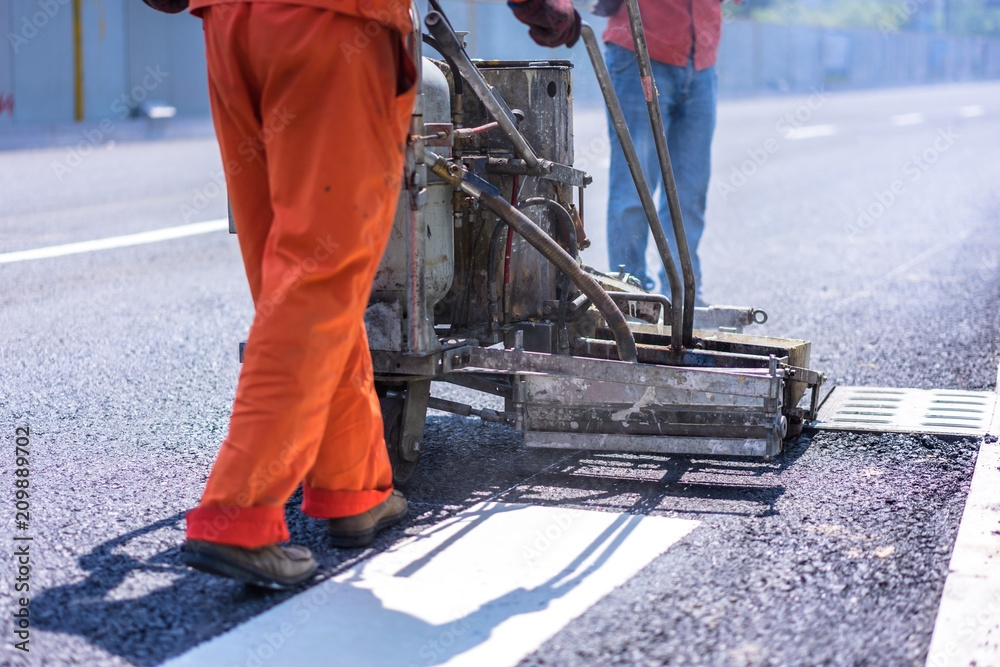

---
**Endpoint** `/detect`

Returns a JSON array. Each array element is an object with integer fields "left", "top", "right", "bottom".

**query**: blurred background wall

[{"left": 1, "top": 0, "right": 999, "bottom": 126}]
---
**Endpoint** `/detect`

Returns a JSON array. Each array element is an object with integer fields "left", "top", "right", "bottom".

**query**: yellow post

[{"left": 72, "top": 0, "right": 83, "bottom": 121}]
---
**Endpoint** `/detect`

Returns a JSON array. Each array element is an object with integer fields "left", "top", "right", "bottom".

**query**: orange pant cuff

[
  {"left": 186, "top": 505, "right": 290, "bottom": 548},
  {"left": 301, "top": 485, "right": 393, "bottom": 519}
]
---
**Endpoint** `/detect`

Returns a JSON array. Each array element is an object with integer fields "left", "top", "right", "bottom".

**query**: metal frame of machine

[{"left": 363, "top": 1, "right": 826, "bottom": 483}]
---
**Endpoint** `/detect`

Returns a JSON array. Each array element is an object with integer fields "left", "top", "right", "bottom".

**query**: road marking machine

[{"left": 360, "top": 0, "right": 826, "bottom": 484}]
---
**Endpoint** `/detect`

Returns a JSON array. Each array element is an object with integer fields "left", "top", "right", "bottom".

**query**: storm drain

[{"left": 812, "top": 387, "right": 997, "bottom": 436}]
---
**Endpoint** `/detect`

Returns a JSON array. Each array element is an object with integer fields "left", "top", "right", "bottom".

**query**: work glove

[
  {"left": 141, "top": 0, "right": 189, "bottom": 14},
  {"left": 508, "top": 0, "right": 582, "bottom": 48}
]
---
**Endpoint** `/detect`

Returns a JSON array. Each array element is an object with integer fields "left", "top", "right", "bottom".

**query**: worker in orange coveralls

[{"left": 142, "top": 0, "right": 581, "bottom": 589}]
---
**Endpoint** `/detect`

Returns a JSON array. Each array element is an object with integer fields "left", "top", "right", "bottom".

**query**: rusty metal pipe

[
  {"left": 619, "top": 3, "right": 697, "bottom": 347},
  {"left": 580, "top": 24, "right": 684, "bottom": 351}
]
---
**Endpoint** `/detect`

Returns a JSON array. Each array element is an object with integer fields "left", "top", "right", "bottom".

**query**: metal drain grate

[{"left": 812, "top": 387, "right": 998, "bottom": 436}]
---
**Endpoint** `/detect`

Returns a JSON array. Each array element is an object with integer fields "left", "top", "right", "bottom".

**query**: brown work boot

[
  {"left": 181, "top": 539, "right": 318, "bottom": 590},
  {"left": 326, "top": 490, "right": 408, "bottom": 548}
]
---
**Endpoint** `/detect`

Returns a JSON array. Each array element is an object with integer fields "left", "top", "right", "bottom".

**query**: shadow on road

[
  {"left": 30, "top": 424, "right": 812, "bottom": 666},
  {"left": 31, "top": 500, "right": 645, "bottom": 666},
  {"left": 31, "top": 510, "right": 321, "bottom": 666}
]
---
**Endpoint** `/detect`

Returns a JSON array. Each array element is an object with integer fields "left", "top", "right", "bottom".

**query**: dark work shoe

[
  {"left": 182, "top": 539, "right": 318, "bottom": 591},
  {"left": 326, "top": 490, "right": 408, "bottom": 548}
]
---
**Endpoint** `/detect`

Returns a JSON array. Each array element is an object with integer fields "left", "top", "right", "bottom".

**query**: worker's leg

[
  {"left": 186, "top": 3, "right": 414, "bottom": 548},
  {"left": 657, "top": 60, "right": 716, "bottom": 300},
  {"left": 300, "top": 322, "right": 393, "bottom": 518},
  {"left": 605, "top": 42, "right": 662, "bottom": 291}
]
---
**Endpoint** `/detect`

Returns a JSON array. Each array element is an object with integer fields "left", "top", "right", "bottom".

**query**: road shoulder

[{"left": 925, "top": 374, "right": 1000, "bottom": 666}]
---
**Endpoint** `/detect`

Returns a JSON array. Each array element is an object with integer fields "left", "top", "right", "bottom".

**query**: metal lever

[
  {"left": 621, "top": 0, "right": 698, "bottom": 347},
  {"left": 424, "top": 11, "right": 546, "bottom": 172},
  {"left": 405, "top": 0, "right": 437, "bottom": 354},
  {"left": 579, "top": 23, "right": 684, "bottom": 352}
]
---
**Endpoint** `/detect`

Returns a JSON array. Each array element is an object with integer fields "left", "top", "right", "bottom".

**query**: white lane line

[
  {"left": 783, "top": 124, "right": 836, "bottom": 140},
  {"left": 959, "top": 105, "right": 985, "bottom": 118},
  {"left": 0, "top": 218, "right": 229, "bottom": 264},
  {"left": 890, "top": 112, "right": 926, "bottom": 126},
  {"left": 165, "top": 502, "right": 699, "bottom": 667},
  {"left": 924, "top": 360, "right": 1000, "bottom": 666}
]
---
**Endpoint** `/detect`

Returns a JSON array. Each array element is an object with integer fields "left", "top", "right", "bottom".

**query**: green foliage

[{"left": 723, "top": 0, "right": 1000, "bottom": 37}]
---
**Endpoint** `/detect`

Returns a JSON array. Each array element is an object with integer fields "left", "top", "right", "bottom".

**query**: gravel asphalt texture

[{"left": 1, "top": 80, "right": 999, "bottom": 666}]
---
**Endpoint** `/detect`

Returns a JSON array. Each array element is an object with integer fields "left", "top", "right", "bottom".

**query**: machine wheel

[{"left": 379, "top": 392, "right": 419, "bottom": 487}]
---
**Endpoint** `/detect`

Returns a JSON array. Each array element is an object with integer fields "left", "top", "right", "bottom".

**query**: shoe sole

[
  {"left": 328, "top": 506, "right": 408, "bottom": 548},
  {"left": 181, "top": 549, "right": 317, "bottom": 591}
]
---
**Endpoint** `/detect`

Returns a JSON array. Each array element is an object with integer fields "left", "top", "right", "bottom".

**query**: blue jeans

[{"left": 604, "top": 42, "right": 717, "bottom": 298}]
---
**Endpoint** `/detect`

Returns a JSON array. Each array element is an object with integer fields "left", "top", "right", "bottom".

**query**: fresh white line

[
  {"left": 783, "top": 124, "right": 836, "bottom": 140},
  {"left": 959, "top": 105, "right": 985, "bottom": 118},
  {"left": 0, "top": 218, "right": 229, "bottom": 264},
  {"left": 890, "top": 112, "right": 926, "bottom": 126},
  {"left": 164, "top": 502, "right": 698, "bottom": 667},
  {"left": 924, "top": 359, "right": 1000, "bottom": 666}
]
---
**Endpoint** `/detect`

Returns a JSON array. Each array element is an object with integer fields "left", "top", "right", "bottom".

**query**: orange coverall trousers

[{"left": 186, "top": 2, "right": 416, "bottom": 548}]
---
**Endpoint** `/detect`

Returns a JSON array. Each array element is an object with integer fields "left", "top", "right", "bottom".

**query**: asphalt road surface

[{"left": 1, "top": 79, "right": 999, "bottom": 666}]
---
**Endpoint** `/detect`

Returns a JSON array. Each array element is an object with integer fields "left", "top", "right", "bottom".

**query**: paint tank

[{"left": 371, "top": 58, "right": 454, "bottom": 312}]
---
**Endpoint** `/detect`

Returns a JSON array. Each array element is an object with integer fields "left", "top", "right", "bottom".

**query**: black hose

[
  {"left": 479, "top": 192, "right": 638, "bottom": 363},
  {"left": 517, "top": 197, "right": 577, "bottom": 256}
]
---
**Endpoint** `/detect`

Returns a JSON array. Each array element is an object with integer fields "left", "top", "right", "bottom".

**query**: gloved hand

[
  {"left": 141, "top": 0, "right": 189, "bottom": 14},
  {"left": 508, "top": 0, "right": 582, "bottom": 48}
]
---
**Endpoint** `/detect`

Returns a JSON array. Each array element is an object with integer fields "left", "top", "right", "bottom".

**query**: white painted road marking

[
  {"left": 0, "top": 218, "right": 229, "bottom": 264},
  {"left": 783, "top": 124, "right": 836, "bottom": 140},
  {"left": 165, "top": 503, "right": 699, "bottom": 667},
  {"left": 959, "top": 105, "right": 985, "bottom": 118},
  {"left": 925, "top": 438, "right": 1000, "bottom": 666},
  {"left": 924, "top": 363, "right": 1000, "bottom": 666},
  {"left": 890, "top": 112, "right": 926, "bottom": 126}
]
